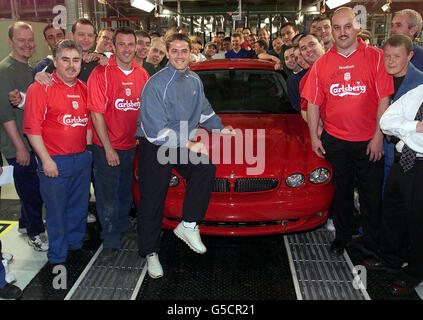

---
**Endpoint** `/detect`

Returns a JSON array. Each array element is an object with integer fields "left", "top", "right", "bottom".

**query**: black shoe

[
  {"left": 362, "top": 258, "right": 401, "bottom": 274},
  {"left": 98, "top": 247, "right": 119, "bottom": 264},
  {"left": 0, "top": 283, "right": 22, "bottom": 300},
  {"left": 330, "top": 239, "right": 346, "bottom": 256}
]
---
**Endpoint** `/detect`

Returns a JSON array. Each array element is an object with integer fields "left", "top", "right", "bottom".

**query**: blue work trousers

[
  {"left": 7, "top": 152, "right": 44, "bottom": 238},
  {"left": 92, "top": 145, "right": 135, "bottom": 249},
  {"left": 38, "top": 151, "right": 92, "bottom": 264}
]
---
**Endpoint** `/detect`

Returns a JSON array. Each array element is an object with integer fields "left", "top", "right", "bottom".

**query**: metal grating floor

[
  {"left": 66, "top": 231, "right": 146, "bottom": 300},
  {"left": 285, "top": 227, "right": 369, "bottom": 300}
]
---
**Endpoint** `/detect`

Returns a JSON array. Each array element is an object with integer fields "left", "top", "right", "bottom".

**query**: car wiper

[{"left": 217, "top": 110, "right": 268, "bottom": 114}]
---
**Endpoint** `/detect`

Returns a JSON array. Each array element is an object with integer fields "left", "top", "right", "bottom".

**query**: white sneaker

[
  {"left": 2, "top": 253, "right": 13, "bottom": 263},
  {"left": 146, "top": 253, "right": 164, "bottom": 279},
  {"left": 326, "top": 218, "right": 335, "bottom": 232},
  {"left": 28, "top": 234, "right": 49, "bottom": 252},
  {"left": 1, "top": 259, "right": 16, "bottom": 284},
  {"left": 87, "top": 213, "right": 97, "bottom": 223},
  {"left": 18, "top": 228, "right": 27, "bottom": 234},
  {"left": 174, "top": 222, "right": 207, "bottom": 254}
]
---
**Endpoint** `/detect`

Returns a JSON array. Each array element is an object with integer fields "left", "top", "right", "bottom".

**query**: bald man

[{"left": 302, "top": 7, "right": 394, "bottom": 258}]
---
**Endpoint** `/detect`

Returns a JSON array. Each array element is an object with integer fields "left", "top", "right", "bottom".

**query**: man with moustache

[
  {"left": 302, "top": 7, "right": 393, "bottom": 256},
  {"left": 0, "top": 21, "right": 47, "bottom": 252},
  {"left": 87, "top": 27, "right": 149, "bottom": 256},
  {"left": 136, "top": 33, "right": 235, "bottom": 279},
  {"left": 24, "top": 40, "right": 92, "bottom": 265}
]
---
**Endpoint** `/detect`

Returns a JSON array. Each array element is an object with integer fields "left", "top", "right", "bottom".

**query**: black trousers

[
  {"left": 321, "top": 130, "right": 384, "bottom": 251},
  {"left": 137, "top": 138, "right": 216, "bottom": 256},
  {"left": 380, "top": 160, "right": 423, "bottom": 280}
]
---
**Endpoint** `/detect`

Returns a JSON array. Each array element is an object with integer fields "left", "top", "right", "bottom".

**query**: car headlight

[
  {"left": 309, "top": 168, "right": 331, "bottom": 184},
  {"left": 169, "top": 174, "right": 179, "bottom": 187},
  {"left": 285, "top": 173, "right": 305, "bottom": 188}
]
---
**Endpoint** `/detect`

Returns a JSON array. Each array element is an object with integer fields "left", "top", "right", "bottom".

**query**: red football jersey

[
  {"left": 301, "top": 38, "right": 394, "bottom": 141},
  {"left": 24, "top": 72, "right": 89, "bottom": 156},
  {"left": 87, "top": 55, "right": 149, "bottom": 150}
]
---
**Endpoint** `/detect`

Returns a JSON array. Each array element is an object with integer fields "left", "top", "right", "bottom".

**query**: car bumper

[{"left": 162, "top": 184, "right": 333, "bottom": 236}]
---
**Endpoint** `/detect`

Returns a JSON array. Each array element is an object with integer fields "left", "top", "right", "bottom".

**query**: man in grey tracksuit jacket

[{"left": 136, "top": 33, "right": 234, "bottom": 279}]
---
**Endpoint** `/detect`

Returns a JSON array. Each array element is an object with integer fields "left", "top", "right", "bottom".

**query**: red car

[{"left": 133, "top": 59, "right": 334, "bottom": 236}]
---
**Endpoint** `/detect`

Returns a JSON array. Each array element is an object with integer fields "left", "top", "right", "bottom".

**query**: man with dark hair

[
  {"left": 137, "top": 33, "right": 235, "bottom": 279},
  {"left": 280, "top": 22, "right": 299, "bottom": 46},
  {"left": 134, "top": 30, "right": 155, "bottom": 75},
  {"left": 95, "top": 27, "right": 115, "bottom": 57},
  {"left": 24, "top": 39, "right": 92, "bottom": 265},
  {"left": 33, "top": 24, "right": 66, "bottom": 75},
  {"left": 316, "top": 17, "right": 334, "bottom": 51},
  {"left": 0, "top": 21, "right": 47, "bottom": 252},
  {"left": 36, "top": 18, "right": 100, "bottom": 84},
  {"left": 88, "top": 27, "right": 149, "bottom": 256}
]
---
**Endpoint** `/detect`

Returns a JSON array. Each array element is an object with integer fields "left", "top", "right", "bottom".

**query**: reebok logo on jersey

[
  {"left": 62, "top": 114, "right": 89, "bottom": 127},
  {"left": 115, "top": 99, "right": 140, "bottom": 111},
  {"left": 330, "top": 83, "right": 366, "bottom": 97}
]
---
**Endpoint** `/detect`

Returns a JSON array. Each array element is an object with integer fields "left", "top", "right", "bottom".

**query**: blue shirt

[
  {"left": 287, "top": 69, "right": 308, "bottom": 113},
  {"left": 136, "top": 63, "right": 224, "bottom": 148},
  {"left": 225, "top": 48, "right": 248, "bottom": 59},
  {"left": 411, "top": 43, "right": 423, "bottom": 73}
]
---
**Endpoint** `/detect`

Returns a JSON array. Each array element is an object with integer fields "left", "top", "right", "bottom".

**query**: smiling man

[
  {"left": 87, "top": 27, "right": 149, "bottom": 256},
  {"left": 0, "top": 21, "right": 47, "bottom": 252},
  {"left": 136, "top": 33, "right": 235, "bottom": 279},
  {"left": 24, "top": 39, "right": 92, "bottom": 265},
  {"left": 302, "top": 7, "right": 394, "bottom": 258}
]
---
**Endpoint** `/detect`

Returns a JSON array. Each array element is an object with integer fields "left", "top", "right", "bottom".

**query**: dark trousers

[
  {"left": 321, "top": 131, "right": 384, "bottom": 251},
  {"left": 0, "top": 240, "right": 5, "bottom": 288},
  {"left": 137, "top": 138, "right": 216, "bottom": 256},
  {"left": 7, "top": 152, "right": 44, "bottom": 238},
  {"left": 92, "top": 145, "right": 136, "bottom": 249},
  {"left": 380, "top": 160, "right": 423, "bottom": 280}
]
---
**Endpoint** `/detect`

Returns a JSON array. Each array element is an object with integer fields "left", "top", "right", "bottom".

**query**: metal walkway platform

[
  {"left": 285, "top": 228, "right": 369, "bottom": 300},
  {"left": 65, "top": 232, "right": 146, "bottom": 300}
]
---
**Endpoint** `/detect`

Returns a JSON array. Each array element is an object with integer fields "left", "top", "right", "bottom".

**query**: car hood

[{"left": 198, "top": 113, "right": 329, "bottom": 179}]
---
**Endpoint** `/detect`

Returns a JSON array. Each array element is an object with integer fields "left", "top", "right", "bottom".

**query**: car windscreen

[{"left": 195, "top": 68, "right": 297, "bottom": 114}]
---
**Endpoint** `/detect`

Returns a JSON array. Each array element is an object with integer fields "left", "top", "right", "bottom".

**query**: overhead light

[
  {"left": 325, "top": 0, "right": 351, "bottom": 9},
  {"left": 130, "top": 0, "right": 155, "bottom": 12},
  {"left": 381, "top": 3, "right": 391, "bottom": 12}
]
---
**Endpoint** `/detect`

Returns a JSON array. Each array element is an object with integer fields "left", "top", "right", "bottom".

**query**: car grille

[
  {"left": 212, "top": 178, "right": 279, "bottom": 193},
  {"left": 234, "top": 178, "right": 279, "bottom": 192},
  {"left": 213, "top": 178, "right": 230, "bottom": 192}
]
